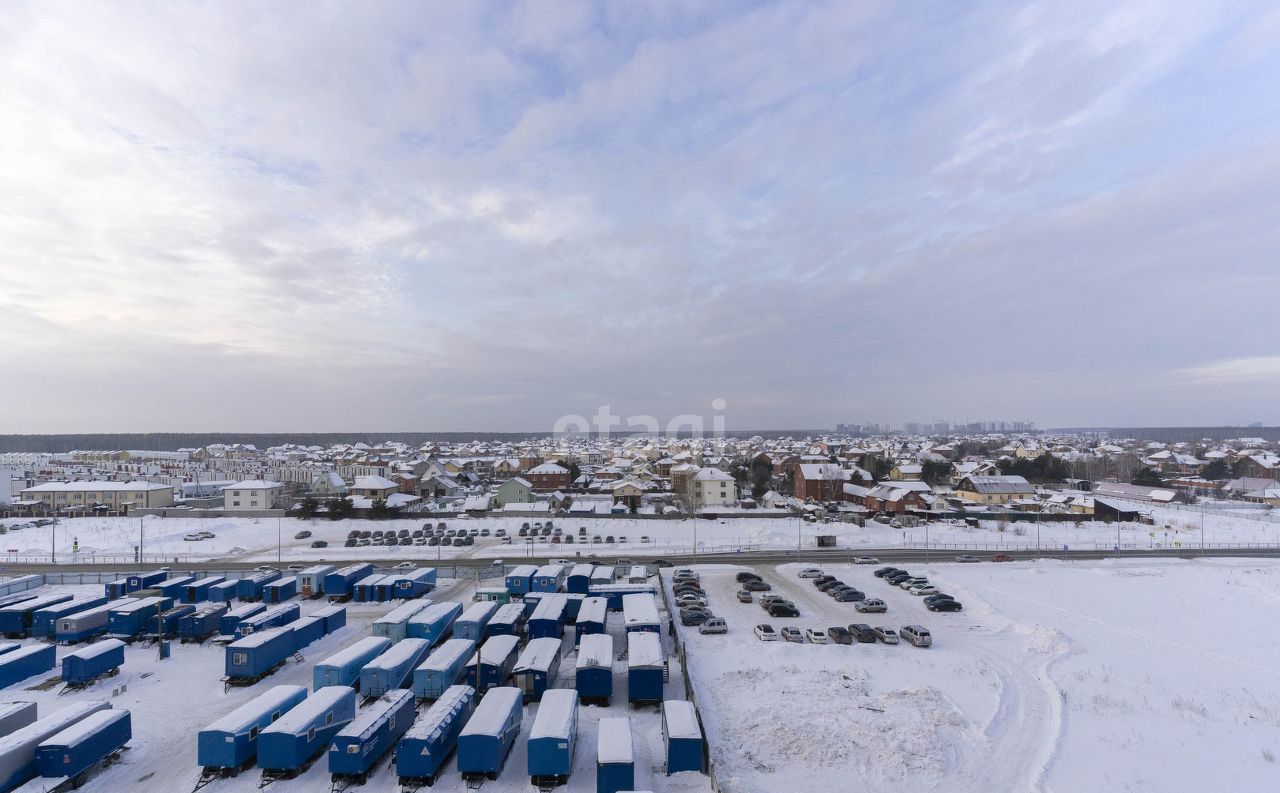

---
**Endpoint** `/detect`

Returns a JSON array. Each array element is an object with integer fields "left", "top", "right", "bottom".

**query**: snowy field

[
  {"left": 3, "top": 507, "right": 1280, "bottom": 566},
  {"left": 673, "top": 558, "right": 1280, "bottom": 793}
]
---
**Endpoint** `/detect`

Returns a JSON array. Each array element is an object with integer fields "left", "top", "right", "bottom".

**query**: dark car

[
  {"left": 767, "top": 603, "right": 800, "bottom": 618},
  {"left": 440, "top": 537, "right": 453, "bottom": 546},
  {"left": 311, "top": 540, "right": 328, "bottom": 548},
  {"left": 832, "top": 589, "right": 865, "bottom": 603},
  {"left": 886, "top": 572, "right": 913, "bottom": 586},
  {"left": 922, "top": 593, "right": 954, "bottom": 605},
  {"left": 398, "top": 528, "right": 410, "bottom": 537},
  {"left": 743, "top": 579, "right": 772, "bottom": 592},
  {"left": 735, "top": 572, "right": 763, "bottom": 583},
  {"left": 518, "top": 527, "right": 529, "bottom": 537},
  {"left": 400, "top": 537, "right": 412, "bottom": 546},
  {"left": 927, "top": 599, "right": 963, "bottom": 612},
  {"left": 605, "top": 535, "right": 616, "bottom": 543},
  {"left": 344, "top": 538, "right": 357, "bottom": 547},
  {"left": 874, "top": 567, "right": 900, "bottom": 578},
  {"left": 736, "top": 590, "right": 753, "bottom": 603},
  {"left": 816, "top": 580, "right": 845, "bottom": 592},
  {"left": 347, "top": 530, "right": 360, "bottom": 539},
  {"left": 460, "top": 535, "right": 475, "bottom": 545},
  {"left": 428, "top": 537, "right": 439, "bottom": 546},
  {"left": 359, "top": 531, "right": 371, "bottom": 539},
  {"left": 813, "top": 575, "right": 837, "bottom": 587},
  {"left": 847, "top": 623, "right": 878, "bottom": 643},
  {"left": 827, "top": 626, "right": 854, "bottom": 645},
  {"left": 681, "top": 611, "right": 713, "bottom": 626},
  {"left": 412, "top": 529, "right": 424, "bottom": 538}
]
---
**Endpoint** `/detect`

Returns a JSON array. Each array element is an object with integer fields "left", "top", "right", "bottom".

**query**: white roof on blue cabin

[
  {"left": 0, "top": 702, "right": 34, "bottom": 720},
  {"left": 662, "top": 700, "right": 701, "bottom": 740},
  {"left": 576, "top": 634, "right": 613, "bottom": 669},
  {"left": 410, "top": 601, "right": 463, "bottom": 625},
  {"left": 458, "top": 600, "right": 499, "bottom": 623},
  {"left": 417, "top": 638, "right": 474, "bottom": 671},
  {"left": 0, "top": 701, "right": 110, "bottom": 755},
  {"left": 533, "top": 564, "right": 565, "bottom": 578},
  {"left": 68, "top": 600, "right": 132, "bottom": 621},
  {"left": 375, "top": 600, "right": 431, "bottom": 626},
  {"left": 460, "top": 687, "right": 522, "bottom": 737},
  {"left": 65, "top": 639, "right": 124, "bottom": 661},
  {"left": 300, "top": 565, "right": 336, "bottom": 577},
  {"left": 404, "top": 684, "right": 474, "bottom": 740},
  {"left": 40, "top": 708, "right": 129, "bottom": 748},
  {"left": 264, "top": 686, "right": 352, "bottom": 734},
  {"left": 229, "top": 625, "right": 292, "bottom": 649},
  {"left": 530, "top": 594, "right": 568, "bottom": 621},
  {"left": 590, "top": 566, "right": 615, "bottom": 579},
  {"left": 569, "top": 564, "right": 594, "bottom": 578},
  {"left": 188, "top": 576, "right": 225, "bottom": 587},
  {"left": 506, "top": 565, "right": 538, "bottom": 578},
  {"left": 337, "top": 689, "right": 414, "bottom": 742},
  {"left": 622, "top": 593, "right": 659, "bottom": 625},
  {"left": 476, "top": 634, "right": 520, "bottom": 664},
  {"left": 514, "top": 637, "right": 560, "bottom": 672},
  {"left": 319, "top": 636, "right": 391, "bottom": 667},
  {"left": 492, "top": 603, "right": 526, "bottom": 623},
  {"left": 225, "top": 603, "right": 264, "bottom": 619},
  {"left": 364, "top": 638, "right": 429, "bottom": 670},
  {"left": 528, "top": 689, "right": 577, "bottom": 741},
  {"left": 2, "top": 594, "right": 73, "bottom": 613},
  {"left": 577, "top": 597, "right": 608, "bottom": 624},
  {"left": 355, "top": 574, "right": 388, "bottom": 587},
  {"left": 627, "top": 632, "right": 663, "bottom": 667},
  {"left": 596, "top": 717, "right": 634, "bottom": 764},
  {"left": 3, "top": 644, "right": 50, "bottom": 661}
]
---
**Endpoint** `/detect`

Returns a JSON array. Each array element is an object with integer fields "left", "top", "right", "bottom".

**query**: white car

[
  {"left": 754, "top": 624, "right": 778, "bottom": 641},
  {"left": 550, "top": 558, "right": 572, "bottom": 565},
  {"left": 676, "top": 594, "right": 708, "bottom": 607},
  {"left": 909, "top": 584, "right": 939, "bottom": 596},
  {"left": 804, "top": 628, "right": 828, "bottom": 644},
  {"left": 780, "top": 626, "right": 803, "bottom": 643},
  {"left": 853, "top": 557, "right": 880, "bottom": 565},
  {"left": 699, "top": 618, "right": 728, "bottom": 635},
  {"left": 797, "top": 567, "right": 824, "bottom": 579},
  {"left": 900, "top": 578, "right": 929, "bottom": 590},
  {"left": 395, "top": 562, "right": 416, "bottom": 569},
  {"left": 182, "top": 534, "right": 201, "bottom": 542}
]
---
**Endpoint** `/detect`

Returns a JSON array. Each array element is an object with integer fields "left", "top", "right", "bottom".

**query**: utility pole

[
  {"left": 277, "top": 516, "right": 282, "bottom": 566},
  {"left": 51, "top": 513, "right": 57, "bottom": 565}
]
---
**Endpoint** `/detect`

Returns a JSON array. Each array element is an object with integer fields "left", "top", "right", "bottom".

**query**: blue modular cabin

[
  {"left": 352, "top": 574, "right": 389, "bottom": 603},
  {"left": 261, "top": 577, "right": 297, "bottom": 605},
  {"left": 183, "top": 576, "right": 225, "bottom": 603},
  {"left": 622, "top": 594, "right": 661, "bottom": 635},
  {"left": 0, "top": 702, "right": 36, "bottom": 739},
  {"left": 575, "top": 633, "right": 614, "bottom": 705},
  {"left": 236, "top": 570, "right": 281, "bottom": 602},
  {"left": 225, "top": 626, "right": 295, "bottom": 684},
  {"left": 411, "top": 638, "right": 475, "bottom": 700},
  {"left": 104, "top": 579, "right": 129, "bottom": 600},
  {"left": 155, "top": 604, "right": 196, "bottom": 637},
  {"left": 406, "top": 601, "right": 462, "bottom": 647},
  {"left": 527, "top": 689, "right": 578, "bottom": 787},
  {"left": 661, "top": 699, "right": 704, "bottom": 775},
  {"left": 561, "top": 592, "right": 585, "bottom": 622},
  {"left": 0, "top": 644, "right": 15, "bottom": 657},
  {"left": 156, "top": 576, "right": 196, "bottom": 600},
  {"left": 257, "top": 686, "right": 355, "bottom": 774},
  {"left": 297, "top": 565, "right": 335, "bottom": 599},
  {"left": 453, "top": 601, "right": 498, "bottom": 643},
  {"left": 233, "top": 603, "right": 299, "bottom": 639},
  {"left": 60, "top": 639, "right": 125, "bottom": 685},
  {"left": 0, "top": 592, "right": 39, "bottom": 610},
  {"left": 527, "top": 595, "right": 569, "bottom": 641},
  {"left": 391, "top": 567, "right": 437, "bottom": 599},
  {"left": 486, "top": 603, "right": 527, "bottom": 638},
  {"left": 288, "top": 616, "right": 325, "bottom": 651},
  {"left": 589, "top": 566, "right": 615, "bottom": 586},
  {"left": 589, "top": 583, "right": 657, "bottom": 611},
  {"left": 197, "top": 685, "right": 308, "bottom": 771},
  {"left": 374, "top": 577, "right": 400, "bottom": 602},
  {"left": 34, "top": 707, "right": 130, "bottom": 780},
  {"left": 310, "top": 604, "right": 347, "bottom": 635},
  {"left": 106, "top": 596, "right": 174, "bottom": 640},
  {"left": 596, "top": 717, "right": 635, "bottom": 793},
  {"left": 395, "top": 684, "right": 476, "bottom": 785},
  {"left": 465, "top": 634, "right": 520, "bottom": 695},
  {"left": 372, "top": 600, "right": 432, "bottom": 643},
  {"left": 626, "top": 632, "right": 664, "bottom": 706},
  {"left": 125, "top": 570, "right": 167, "bottom": 592},
  {"left": 219, "top": 603, "right": 266, "bottom": 637},
  {"left": 456, "top": 686, "right": 522, "bottom": 780},
  {"left": 177, "top": 603, "right": 228, "bottom": 643},
  {"left": 323, "top": 564, "right": 373, "bottom": 600},
  {"left": 0, "top": 594, "right": 73, "bottom": 636},
  {"left": 360, "top": 638, "right": 431, "bottom": 698},
  {"left": 313, "top": 636, "right": 391, "bottom": 691},
  {"left": 206, "top": 580, "right": 237, "bottom": 604},
  {"left": 513, "top": 637, "right": 562, "bottom": 703},
  {"left": 532, "top": 564, "right": 567, "bottom": 594},
  {"left": 0, "top": 701, "right": 111, "bottom": 793},
  {"left": 567, "top": 564, "right": 594, "bottom": 594},
  {"left": 575, "top": 597, "right": 609, "bottom": 644},
  {"left": 31, "top": 597, "right": 108, "bottom": 639},
  {"left": 55, "top": 601, "right": 131, "bottom": 644},
  {"left": 0, "top": 645, "right": 55, "bottom": 690},
  {"left": 327, "top": 689, "right": 415, "bottom": 781},
  {"left": 504, "top": 565, "right": 538, "bottom": 596}
]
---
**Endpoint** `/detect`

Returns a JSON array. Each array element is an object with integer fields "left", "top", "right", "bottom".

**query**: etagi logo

[{"left": 553, "top": 399, "right": 727, "bottom": 440}]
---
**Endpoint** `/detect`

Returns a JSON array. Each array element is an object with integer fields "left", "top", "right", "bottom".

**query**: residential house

[
  {"left": 350, "top": 475, "right": 399, "bottom": 500},
  {"left": 953, "top": 475, "right": 1035, "bottom": 505},
  {"left": 309, "top": 471, "right": 349, "bottom": 499},
  {"left": 494, "top": 477, "right": 534, "bottom": 508},
  {"left": 223, "top": 480, "right": 284, "bottom": 510},
  {"left": 21, "top": 481, "right": 174, "bottom": 513},
  {"left": 693, "top": 467, "right": 737, "bottom": 507},
  {"left": 526, "top": 462, "right": 571, "bottom": 491}
]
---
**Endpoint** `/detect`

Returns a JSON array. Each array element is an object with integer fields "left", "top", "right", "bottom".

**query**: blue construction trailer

[
  {"left": 352, "top": 574, "right": 389, "bottom": 603},
  {"left": 104, "top": 579, "right": 129, "bottom": 600},
  {"left": 406, "top": 601, "right": 462, "bottom": 646},
  {"left": 372, "top": 600, "right": 432, "bottom": 643},
  {"left": 374, "top": 577, "right": 400, "bottom": 603},
  {"left": 0, "top": 645, "right": 55, "bottom": 690},
  {"left": 0, "top": 594, "right": 73, "bottom": 636},
  {"left": 233, "top": 603, "right": 299, "bottom": 639},
  {"left": 323, "top": 564, "right": 373, "bottom": 600},
  {"left": 0, "top": 644, "right": 15, "bottom": 658},
  {"left": 532, "top": 564, "right": 567, "bottom": 594},
  {"left": 589, "top": 583, "right": 656, "bottom": 611},
  {"left": 411, "top": 638, "right": 475, "bottom": 700},
  {"left": 456, "top": 686, "right": 522, "bottom": 781},
  {"left": 514, "top": 637, "right": 562, "bottom": 703},
  {"left": 328, "top": 689, "right": 415, "bottom": 783},
  {"left": 297, "top": 565, "right": 335, "bottom": 598},
  {"left": 626, "top": 632, "right": 664, "bottom": 706},
  {"left": 662, "top": 699, "right": 704, "bottom": 775},
  {"left": 622, "top": 593, "right": 661, "bottom": 635},
  {"left": 106, "top": 596, "right": 174, "bottom": 640},
  {"left": 206, "top": 580, "right": 237, "bottom": 604},
  {"left": 313, "top": 636, "right": 391, "bottom": 691},
  {"left": 0, "top": 700, "right": 111, "bottom": 793},
  {"left": 596, "top": 717, "right": 635, "bottom": 793},
  {"left": 575, "top": 633, "right": 614, "bottom": 705},
  {"left": 225, "top": 626, "right": 296, "bottom": 686},
  {"left": 567, "top": 564, "right": 594, "bottom": 594},
  {"left": 219, "top": 603, "right": 266, "bottom": 637},
  {"left": 178, "top": 603, "right": 227, "bottom": 643},
  {"left": 453, "top": 601, "right": 498, "bottom": 643},
  {"left": 486, "top": 602, "right": 527, "bottom": 638},
  {"left": 156, "top": 575, "right": 195, "bottom": 601},
  {"left": 528, "top": 595, "right": 569, "bottom": 641},
  {"left": 466, "top": 634, "right": 521, "bottom": 695},
  {"left": 257, "top": 685, "right": 356, "bottom": 778},
  {"left": 288, "top": 616, "right": 325, "bottom": 651},
  {"left": 237, "top": 570, "right": 281, "bottom": 602},
  {"left": 34, "top": 707, "right": 130, "bottom": 781},
  {"left": 0, "top": 702, "right": 36, "bottom": 738},
  {"left": 31, "top": 597, "right": 108, "bottom": 639},
  {"left": 575, "top": 597, "right": 608, "bottom": 644},
  {"left": 528, "top": 689, "right": 578, "bottom": 787},
  {"left": 125, "top": 570, "right": 166, "bottom": 592},
  {"left": 395, "top": 684, "right": 476, "bottom": 786},
  {"left": 154, "top": 604, "right": 196, "bottom": 638},
  {"left": 391, "top": 567, "right": 437, "bottom": 599},
  {"left": 360, "top": 638, "right": 431, "bottom": 698},
  {"left": 183, "top": 576, "right": 225, "bottom": 603},
  {"left": 311, "top": 604, "right": 347, "bottom": 635},
  {"left": 60, "top": 639, "right": 125, "bottom": 686},
  {"left": 504, "top": 564, "right": 538, "bottom": 596},
  {"left": 197, "top": 685, "right": 307, "bottom": 773},
  {"left": 589, "top": 566, "right": 615, "bottom": 586},
  {"left": 262, "top": 577, "right": 297, "bottom": 604},
  {"left": 55, "top": 601, "right": 130, "bottom": 644}
]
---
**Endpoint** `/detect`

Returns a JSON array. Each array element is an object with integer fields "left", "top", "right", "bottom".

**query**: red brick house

[{"left": 525, "top": 462, "right": 571, "bottom": 491}]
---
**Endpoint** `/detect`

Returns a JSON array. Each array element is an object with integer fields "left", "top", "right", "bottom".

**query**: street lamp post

[{"left": 277, "top": 516, "right": 282, "bottom": 566}]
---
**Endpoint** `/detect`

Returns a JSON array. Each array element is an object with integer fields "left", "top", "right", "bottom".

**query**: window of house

[{"left": 233, "top": 501, "right": 240, "bottom": 507}]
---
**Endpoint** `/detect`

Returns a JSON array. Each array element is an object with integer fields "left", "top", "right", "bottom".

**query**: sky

[{"left": 2, "top": 0, "right": 1280, "bottom": 434}]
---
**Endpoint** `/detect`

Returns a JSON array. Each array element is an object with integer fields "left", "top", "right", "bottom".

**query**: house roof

[{"left": 958, "top": 475, "right": 1034, "bottom": 494}]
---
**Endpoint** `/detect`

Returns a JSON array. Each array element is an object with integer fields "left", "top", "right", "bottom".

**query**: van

[{"left": 901, "top": 625, "right": 932, "bottom": 648}]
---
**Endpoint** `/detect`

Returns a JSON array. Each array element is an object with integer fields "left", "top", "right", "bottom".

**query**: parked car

[
  {"left": 344, "top": 538, "right": 357, "bottom": 547},
  {"left": 675, "top": 594, "right": 708, "bottom": 607},
  {"left": 460, "top": 535, "right": 475, "bottom": 546},
  {"left": 294, "top": 530, "right": 312, "bottom": 540},
  {"left": 640, "top": 535, "right": 651, "bottom": 544},
  {"left": 736, "top": 590, "right": 753, "bottom": 603},
  {"left": 899, "top": 578, "right": 929, "bottom": 590},
  {"left": 348, "top": 530, "right": 361, "bottom": 539},
  {"left": 754, "top": 624, "right": 778, "bottom": 641},
  {"left": 480, "top": 528, "right": 491, "bottom": 536},
  {"left": 854, "top": 599, "right": 887, "bottom": 613},
  {"left": 518, "top": 527, "right": 529, "bottom": 537},
  {"left": 758, "top": 594, "right": 787, "bottom": 608},
  {"left": 813, "top": 575, "right": 837, "bottom": 587},
  {"left": 440, "top": 537, "right": 452, "bottom": 546},
  {"left": 779, "top": 626, "right": 803, "bottom": 642},
  {"left": 908, "top": 584, "right": 939, "bottom": 596},
  {"left": 854, "top": 557, "right": 880, "bottom": 565},
  {"left": 901, "top": 624, "right": 932, "bottom": 647},
  {"left": 605, "top": 535, "right": 615, "bottom": 543},
  {"left": 991, "top": 553, "right": 1015, "bottom": 562},
  {"left": 927, "top": 599, "right": 963, "bottom": 612},
  {"left": 699, "top": 617, "right": 728, "bottom": 635},
  {"left": 874, "top": 626, "right": 900, "bottom": 644},
  {"left": 886, "top": 572, "right": 913, "bottom": 585},
  {"left": 804, "top": 628, "right": 828, "bottom": 644},
  {"left": 428, "top": 537, "right": 439, "bottom": 546},
  {"left": 735, "top": 572, "right": 763, "bottom": 583},
  {"left": 681, "top": 611, "right": 713, "bottom": 626},
  {"left": 797, "top": 567, "right": 823, "bottom": 579},
  {"left": 768, "top": 603, "right": 800, "bottom": 618},
  {"left": 592, "top": 536, "right": 602, "bottom": 544},
  {"left": 832, "top": 589, "right": 865, "bottom": 603},
  {"left": 816, "top": 580, "right": 845, "bottom": 593},
  {"left": 874, "top": 567, "right": 900, "bottom": 578},
  {"left": 311, "top": 540, "right": 327, "bottom": 548},
  {"left": 956, "top": 554, "right": 980, "bottom": 563},
  {"left": 743, "top": 579, "right": 772, "bottom": 592},
  {"left": 827, "top": 626, "right": 854, "bottom": 645},
  {"left": 494, "top": 528, "right": 506, "bottom": 537},
  {"left": 847, "top": 623, "right": 878, "bottom": 643}
]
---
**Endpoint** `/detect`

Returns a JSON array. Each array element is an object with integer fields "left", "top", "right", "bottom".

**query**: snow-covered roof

[
  {"left": 476, "top": 633, "right": 520, "bottom": 665},
  {"left": 353, "top": 475, "right": 398, "bottom": 490},
  {"left": 460, "top": 686, "right": 522, "bottom": 737},
  {"left": 597, "top": 717, "right": 634, "bottom": 764},
  {"left": 576, "top": 633, "right": 613, "bottom": 669},
  {"left": 514, "top": 636, "right": 561, "bottom": 672},
  {"left": 416, "top": 638, "right": 474, "bottom": 672},
  {"left": 627, "top": 631, "right": 663, "bottom": 667},
  {"left": 528, "top": 462, "right": 570, "bottom": 475},
  {"left": 662, "top": 699, "right": 701, "bottom": 740},
  {"left": 622, "top": 593, "right": 659, "bottom": 627},
  {"left": 265, "top": 685, "right": 351, "bottom": 734},
  {"left": 693, "top": 468, "right": 733, "bottom": 481},
  {"left": 23, "top": 480, "right": 171, "bottom": 492},
  {"left": 225, "top": 480, "right": 283, "bottom": 490},
  {"left": 40, "top": 708, "right": 129, "bottom": 749}
]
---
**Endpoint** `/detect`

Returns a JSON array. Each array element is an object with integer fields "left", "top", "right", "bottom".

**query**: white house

[
  {"left": 223, "top": 480, "right": 284, "bottom": 510},
  {"left": 693, "top": 467, "right": 737, "bottom": 507}
]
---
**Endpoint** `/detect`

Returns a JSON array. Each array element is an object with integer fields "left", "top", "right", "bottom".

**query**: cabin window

[
  {"left": 325, "top": 713, "right": 333, "bottom": 725},
  {"left": 271, "top": 710, "right": 282, "bottom": 721},
  {"left": 307, "top": 728, "right": 316, "bottom": 741},
  {"left": 232, "top": 652, "right": 247, "bottom": 666},
  {"left": 347, "top": 744, "right": 359, "bottom": 753},
  {"left": 248, "top": 727, "right": 258, "bottom": 739}
]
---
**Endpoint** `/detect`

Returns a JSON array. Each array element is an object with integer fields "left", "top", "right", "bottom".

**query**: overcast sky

[{"left": 2, "top": 1, "right": 1279, "bottom": 434}]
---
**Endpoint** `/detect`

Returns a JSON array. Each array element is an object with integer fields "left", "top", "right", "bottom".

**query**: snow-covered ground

[{"left": 673, "top": 558, "right": 1280, "bottom": 793}]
